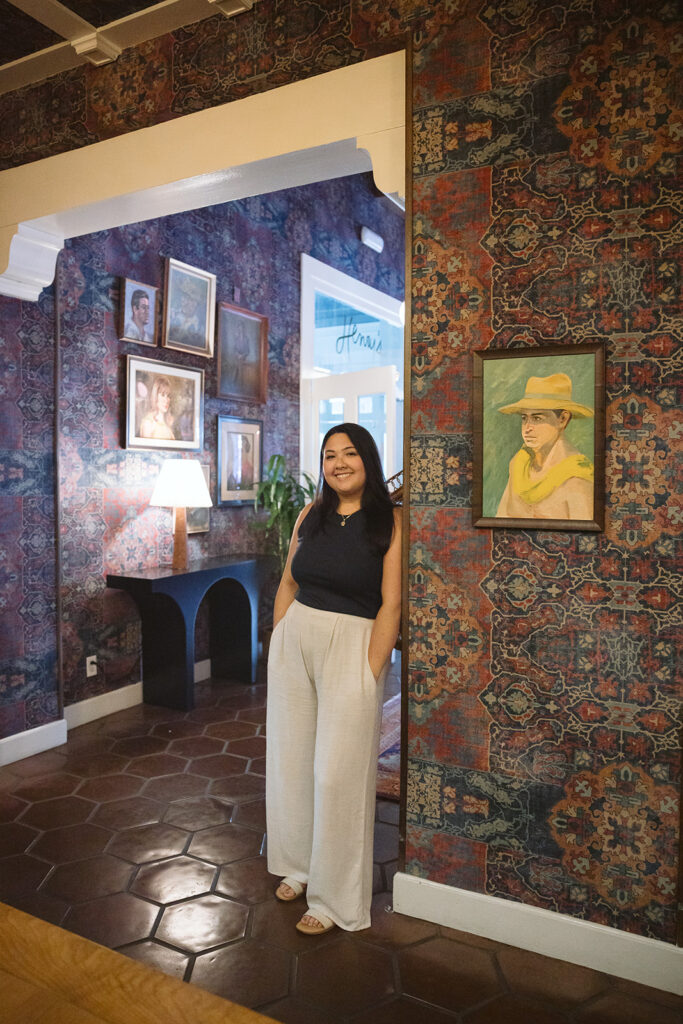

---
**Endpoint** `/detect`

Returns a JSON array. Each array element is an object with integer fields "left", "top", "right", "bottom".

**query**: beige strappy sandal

[{"left": 275, "top": 877, "right": 306, "bottom": 902}]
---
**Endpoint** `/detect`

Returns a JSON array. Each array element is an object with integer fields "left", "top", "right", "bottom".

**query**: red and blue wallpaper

[{"left": 0, "top": 0, "right": 679, "bottom": 944}]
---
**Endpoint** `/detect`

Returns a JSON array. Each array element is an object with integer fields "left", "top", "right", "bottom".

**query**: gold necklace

[{"left": 339, "top": 509, "right": 359, "bottom": 526}]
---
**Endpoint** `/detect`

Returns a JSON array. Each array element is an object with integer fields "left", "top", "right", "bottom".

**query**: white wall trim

[
  {"left": 393, "top": 873, "right": 683, "bottom": 996},
  {"left": 64, "top": 682, "right": 143, "bottom": 731},
  {"left": 0, "top": 719, "right": 67, "bottom": 767},
  {"left": 195, "top": 659, "right": 211, "bottom": 683}
]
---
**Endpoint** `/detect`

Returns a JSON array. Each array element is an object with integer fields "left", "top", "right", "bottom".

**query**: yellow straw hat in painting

[{"left": 498, "top": 373, "right": 594, "bottom": 418}]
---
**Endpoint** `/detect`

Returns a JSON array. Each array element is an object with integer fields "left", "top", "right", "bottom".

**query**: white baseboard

[
  {"left": 0, "top": 719, "right": 67, "bottom": 766},
  {"left": 195, "top": 659, "right": 211, "bottom": 683},
  {"left": 64, "top": 681, "right": 143, "bottom": 730},
  {"left": 393, "top": 873, "right": 683, "bottom": 996}
]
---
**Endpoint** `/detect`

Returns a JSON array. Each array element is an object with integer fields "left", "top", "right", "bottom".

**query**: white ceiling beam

[{"left": 6, "top": 0, "right": 93, "bottom": 37}]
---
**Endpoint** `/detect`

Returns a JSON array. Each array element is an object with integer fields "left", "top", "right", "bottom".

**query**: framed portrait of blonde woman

[
  {"left": 125, "top": 355, "right": 204, "bottom": 451},
  {"left": 473, "top": 343, "right": 605, "bottom": 531}
]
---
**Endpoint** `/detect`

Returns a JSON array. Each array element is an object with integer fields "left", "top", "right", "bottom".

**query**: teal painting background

[{"left": 482, "top": 352, "right": 596, "bottom": 517}]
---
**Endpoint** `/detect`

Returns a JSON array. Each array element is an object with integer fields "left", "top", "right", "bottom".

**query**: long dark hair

[{"left": 307, "top": 422, "right": 395, "bottom": 553}]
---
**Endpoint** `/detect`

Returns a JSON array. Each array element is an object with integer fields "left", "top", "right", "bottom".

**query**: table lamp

[{"left": 150, "top": 459, "right": 212, "bottom": 570}]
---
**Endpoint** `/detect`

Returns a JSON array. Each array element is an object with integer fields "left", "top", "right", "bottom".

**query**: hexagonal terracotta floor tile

[
  {"left": 151, "top": 720, "right": 205, "bottom": 740},
  {"left": 0, "top": 792, "right": 27, "bottom": 823},
  {"left": 205, "top": 721, "right": 257, "bottom": 741},
  {"left": 236, "top": 708, "right": 266, "bottom": 725},
  {"left": 168, "top": 736, "right": 226, "bottom": 759},
  {"left": 232, "top": 798, "right": 265, "bottom": 830},
  {"left": 398, "top": 936, "right": 502, "bottom": 1012},
  {"left": 30, "top": 823, "right": 112, "bottom": 864},
  {"left": 209, "top": 774, "right": 265, "bottom": 802},
  {"left": 42, "top": 855, "right": 134, "bottom": 902},
  {"left": 0, "top": 821, "right": 39, "bottom": 857},
  {"left": 131, "top": 855, "right": 216, "bottom": 904},
  {"left": 189, "top": 753, "right": 249, "bottom": 778},
  {"left": 20, "top": 795, "right": 96, "bottom": 830},
  {"left": 61, "top": 753, "right": 130, "bottom": 777},
  {"left": 216, "top": 856, "right": 272, "bottom": 904},
  {"left": 188, "top": 823, "right": 263, "bottom": 865},
  {"left": 119, "top": 940, "right": 190, "bottom": 980},
  {"left": 125, "top": 754, "right": 189, "bottom": 777},
  {"left": 351, "top": 996, "right": 463, "bottom": 1024},
  {"left": 466, "top": 994, "right": 573, "bottom": 1024},
  {"left": 111, "top": 736, "right": 170, "bottom": 758},
  {"left": 141, "top": 774, "right": 209, "bottom": 801},
  {"left": 106, "top": 823, "right": 189, "bottom": 863},
  {"left": 191, "top": 940, "right": 290, "bottom": 1007},
  {"left": 11, "top": 773, "right": 81, "bottom": 802},
  {"left": 90, "top": 796, "right": 164, "bottom": 831},
  {"left": 66, "top": 892, "right": 159, "bottom": 948},
  {"left": 497, "top": 947, "right": 609, "bottom": 1006},
  {"left": 156, "top": 894, "right": 248, "bottom": 953},
  {"left": 76, "top": 774, "right": 145, "bottom": 802},
  {"left": 297, "top": 936, "right": 394, "bottom": 1016},
  {"left": 349, "top": 893, "right": 439, "bottom": 948},
  {"left": 162, "top": 796, "right": 233, "bottom": 831},
  {"left": 0, "top": 854, "right": 51, "bottom": 898},
  {"left": 225, "top": 736, "right": 266, "bottom": 759}
]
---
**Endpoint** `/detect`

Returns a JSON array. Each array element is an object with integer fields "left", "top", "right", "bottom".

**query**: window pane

[
  {"left": 319, "top": 397, "right": 344, "bottom": 450},
  {"left": 358, "top": 393, "right": 387, "bottom": 470}
]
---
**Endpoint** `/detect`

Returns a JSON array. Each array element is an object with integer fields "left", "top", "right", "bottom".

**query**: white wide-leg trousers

[{"left": 266, "top": 600, "right": 386, "bottom": 931}]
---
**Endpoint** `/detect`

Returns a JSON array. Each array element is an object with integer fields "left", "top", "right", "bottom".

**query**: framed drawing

[
  {"left": 217, "top": 415, "right": 262, "bottom": 506},
  {"left": 162, "top": 258, "right": 216, "bottom": 356},
  {"left": 473, "top": 343, "right": 605, "bottom": 531},
  {"left": 216, "top": 301, "right": 268, "bottom": 403},
  {"left": 118, "top": 278, "right": 158, "bottom": 346},
  {"left": 125, "top": 355, "right": 204, "bottom": 451},
  {"left": 187, "top": 464, "right": 211, "bottom": 534}
]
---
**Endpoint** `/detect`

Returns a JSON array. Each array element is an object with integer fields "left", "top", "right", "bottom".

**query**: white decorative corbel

[
  {"left": 71, "top": 32, "right": 121, "bottom": 66},
  {"left": 208, "top": 0, "right": 255, "bottom": 18},
  {"left": 0, "top": 224, "right": 64, "bottom": 301}
]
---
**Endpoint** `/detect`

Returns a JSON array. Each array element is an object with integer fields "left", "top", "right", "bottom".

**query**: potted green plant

[{"left": 254, "top": 454, "right": 317, "bottom": 574}]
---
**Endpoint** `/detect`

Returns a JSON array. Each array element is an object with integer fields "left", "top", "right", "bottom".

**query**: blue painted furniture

[{"left": 107, "top": 555, "right": 269, "bottom": 710}]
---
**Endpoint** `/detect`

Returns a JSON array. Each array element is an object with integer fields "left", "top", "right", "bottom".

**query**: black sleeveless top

[{"left": 291, "top": 508, "right": 384, "bottom": 619}]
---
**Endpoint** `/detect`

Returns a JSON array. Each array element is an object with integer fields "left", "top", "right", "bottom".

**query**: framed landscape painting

[{"left": 473, "top": 343, "right": 605, "bottom": 531}]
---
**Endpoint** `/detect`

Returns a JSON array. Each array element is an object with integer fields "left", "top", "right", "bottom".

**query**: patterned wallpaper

[
  {"left": 0, "top": 170, "right": 404, "bottom": 719},
  {"left": 0, "top": 0, "right": 679, "bottom": 944}
]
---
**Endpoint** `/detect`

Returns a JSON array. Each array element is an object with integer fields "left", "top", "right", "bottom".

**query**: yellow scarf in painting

[{"left": 510, "top": 448, "right": 594, "bottom": 504}]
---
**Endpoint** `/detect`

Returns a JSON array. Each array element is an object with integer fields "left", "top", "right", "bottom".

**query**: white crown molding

[{"left": 0, "top": 52, "right": 406, "bottom": 301}]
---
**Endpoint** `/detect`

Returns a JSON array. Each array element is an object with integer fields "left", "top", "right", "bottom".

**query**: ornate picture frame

[
  {"left": 162, "top": 258, "right": 216, "bottom": 357},
  {"left": 473, "top": 343, "right": 605, "bottom": 531},
  {"left": 216, "top": 301, "right": 268, "bottom": 403},
  {"left": 118, "top": 278, "right": 158, "bottom": 346},
  {"left": 125, "top": 355, "right": 204, "bottom": 451},
  {"left": 217, "top": 415, "right": 262, "bottom": 506}
]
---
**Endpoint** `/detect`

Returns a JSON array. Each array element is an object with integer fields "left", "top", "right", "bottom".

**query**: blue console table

[{"left": 106, "top": 555, "right": 270, "bottom": 710}]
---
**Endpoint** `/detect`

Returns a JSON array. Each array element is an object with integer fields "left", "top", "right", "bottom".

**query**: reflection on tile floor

[{"left": 1, "top": 673, "right": 681, "bottom": 1024}]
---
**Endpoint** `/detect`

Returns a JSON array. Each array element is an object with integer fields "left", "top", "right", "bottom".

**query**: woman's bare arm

[
  {"left": 367, "top": 507, "right": 403, "bottom": 680},
  {"left": 271, "top": 503, "right": 312, "bottom": 627}
]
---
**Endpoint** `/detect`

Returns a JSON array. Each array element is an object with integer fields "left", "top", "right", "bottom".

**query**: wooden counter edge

[{"left": 0, "top": 902, "right": 277, "bottom": 1024}]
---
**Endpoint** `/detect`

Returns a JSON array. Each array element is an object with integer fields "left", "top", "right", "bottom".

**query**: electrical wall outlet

[{"left": 86, "top": 654, "right": 98, "bottom": 677}]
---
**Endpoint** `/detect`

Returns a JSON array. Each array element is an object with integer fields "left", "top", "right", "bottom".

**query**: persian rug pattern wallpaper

[{"left": 0, "top": 0, "right": 679, "bottom": 944}]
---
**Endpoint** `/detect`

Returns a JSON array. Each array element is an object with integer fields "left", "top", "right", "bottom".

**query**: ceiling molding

[{"left": 0, "top": 0, "right": 257, "bottom": 95}]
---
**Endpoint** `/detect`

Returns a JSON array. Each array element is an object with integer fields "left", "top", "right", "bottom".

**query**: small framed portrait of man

[
  {"left": 118, "top": 279, "right": 158, "bottom": 346},
  {"left": 473, "top": 343, "right": 605, "bottom": 531},
  {"left": 217, "top": 415, "right": 262, "bottom": 506}
]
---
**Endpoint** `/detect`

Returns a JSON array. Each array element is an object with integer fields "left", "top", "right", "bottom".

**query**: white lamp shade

[{"left": 150, "top": 459, "right": 212, "bottom": 508}]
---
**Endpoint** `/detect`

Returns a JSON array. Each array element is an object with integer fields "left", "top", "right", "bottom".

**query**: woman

[
  {"left": 266, "top": 423, "right": 402, "bottom": 935},
  {"left": 139, "top": 375, "right": 176, "bottom": 440}
]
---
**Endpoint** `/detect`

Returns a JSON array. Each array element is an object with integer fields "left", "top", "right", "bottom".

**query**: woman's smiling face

[{"left": 322, "top": 432, "right": 367, "bottom": 502}]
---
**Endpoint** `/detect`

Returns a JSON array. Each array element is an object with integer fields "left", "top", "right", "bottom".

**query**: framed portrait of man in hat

[{"left": 473, "top": 343, "right": 605, "bottom": 530}]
